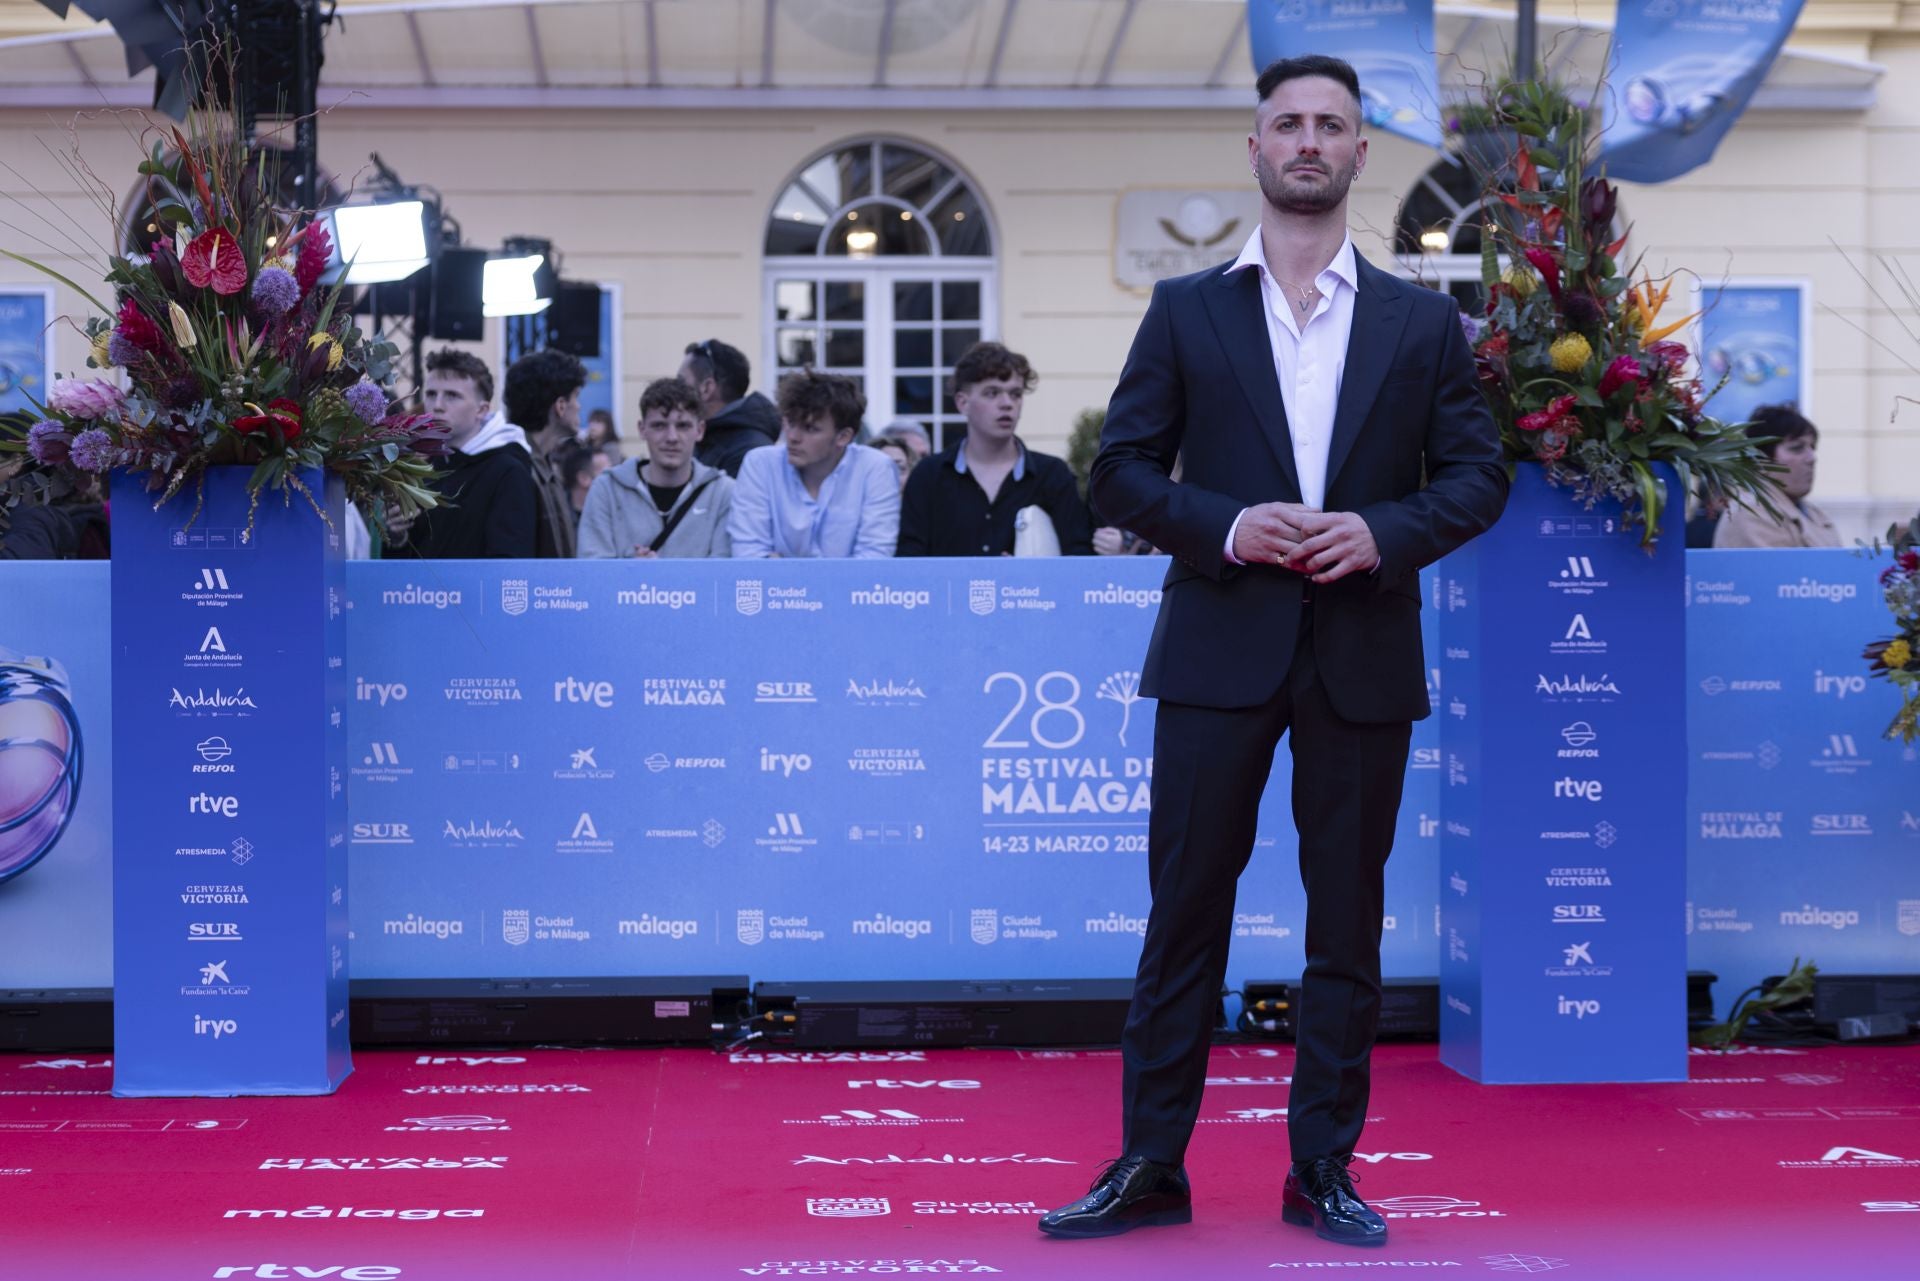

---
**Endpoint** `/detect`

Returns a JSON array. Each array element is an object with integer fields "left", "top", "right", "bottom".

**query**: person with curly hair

[{"left": 726, "top": 369, "right": 898, "bottom": 558}]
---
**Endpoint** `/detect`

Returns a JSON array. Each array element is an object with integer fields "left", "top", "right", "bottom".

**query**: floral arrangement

[
  {"left": 1863, "top": 515, "right": 1920, "bottom": 743},
  {"left": 1462, "top": 86, "right": 1777, "bottom": 545},
  {"left": 1446, "top": 76, "right": 1588, "bottom": 140},
  {"left": 1, "top": 112, "right": 446, "bottom": 538}
]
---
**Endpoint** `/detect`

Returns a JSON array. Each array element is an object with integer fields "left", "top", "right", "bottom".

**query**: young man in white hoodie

[
  {"left": 578, "top": 378, "right": 734, "bottom": 558},
  {"left": 388, "top": 350, "right": 536, "bottom": 558}
]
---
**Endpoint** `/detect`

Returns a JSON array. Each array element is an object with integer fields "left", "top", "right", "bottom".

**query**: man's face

[
  {"left": 954, "top": 377, "right": 1024, "bottom": 445},
  {"left": 423, "top": 371, "right": 489, "bottom": 447},
  {"left": 1775, "top": 433, "right": 1818, "bottom": 500},
  {"left": 783, "top": 411, "right": 853, "bottom": 473},
  {"left": 677, "top": 355, "right": 718, "bottom": 411},
  {"left": 642, "top": 407, "right": 705, "bottom": 473},
  {"left": 1250, "top": 75, "right": 1367, "bottom": 216}
]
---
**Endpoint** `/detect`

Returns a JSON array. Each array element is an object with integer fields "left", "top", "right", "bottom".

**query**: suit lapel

[
  {"left": 1200, "top": 265, "right": 1302, "bottom": 500},
  {"left": 1325, "top": 255, "right": 1410, "bottom": 495}
]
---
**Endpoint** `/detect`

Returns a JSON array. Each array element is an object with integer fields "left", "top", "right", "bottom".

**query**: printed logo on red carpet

[
  {"left": 741, "top": 1261, "right": 1000, "bottom": 1275},
  {"left": 211, "top": 1268, "right": 400, "bottom": 1279},
  {"left": 1481, "top": 1256, "right": 1568, "bottom": 1274},
  {"left": 223, "top": 1208, "right": 484, "bottom": 1222},
  {"left": 401, "top": 1084, "right": 589, "bottom": 1095},
  {"left": 793, "top": 1154, "right": 1073, "bottom": 1166},
  {"left": 1369, "top": 1195, "right": 1508, "bottom": 1219},
  {"left": 730, "top": 1052, "right": 927, "bottom": 1065},
  {"left": 1204, "top": 1075, "right": 1293, "bottom": 1086},
  {"left": 846, "top": 1080, "right": 978, "bottom": 1091},
  {"left": 911, "top": 1202, "right": 1041, "bottom": 1217},
  {"left": 804, "top": 1197, "right": 890, "bottom": 1218},
  {"left": 412, "top": 1056, "right": 526, "bottom": 1066},
  {"left": 19, "top": 1059, "right": 111, "bottom": 1070},
  {"left": 258, "top": 1158, "right": 506, "bottom": 1171},
  {"left": 1864, "top": 1201, "right": 1920, "bottom": 1213},
  {"left": 1779, "top": 1147, "right": 1920, "bottom": 1169},
  {"left": 784, "top": 1109, "right": 962, "bottom": 1129},
  {"left": 383, "top": 1115, "right": 510, "bottom": 1132}
]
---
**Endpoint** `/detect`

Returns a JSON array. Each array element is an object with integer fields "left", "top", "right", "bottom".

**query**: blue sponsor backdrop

[
  {"left": 1439, "top": 466, "right": 1688, "bottom": 1083},
  {"left": 1601, "top": 0, "right": 1806, "bottom": 184},
  {"left": 107, "top": 468, "right": 351, "bottom": 1096},
  {"left": 1, "top": 552, "right": 1913, "bottom": 1018}
]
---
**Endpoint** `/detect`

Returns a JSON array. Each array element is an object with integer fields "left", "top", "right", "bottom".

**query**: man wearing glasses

[
  {"left": 578, "top": 379, "right": 735, "bottom": 558},
  {"left": 679, "top": 337, "right": 782, "bottom": 478}
]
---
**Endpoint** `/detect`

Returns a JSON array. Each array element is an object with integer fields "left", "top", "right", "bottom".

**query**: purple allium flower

[
  {"left": 26, "top": 421, "right": 71, "bottom": 465},
  {"left": 68, "top": 428, "right": 115, "bottom": 473},
  {"left": 343, "top": 378, "right": 388, "bottom": 423},
  {"left": 107, "top": 332, "right": 144, "bottom": 368},
  {"left": 46, "top": 377, "right": 126, "bottom": 420},
  {"left": 1458, "top": 312, "right": 1485, "bottom": 344},
  {"left": 251, "top": 265, "right": 300, "bottom": 315}
]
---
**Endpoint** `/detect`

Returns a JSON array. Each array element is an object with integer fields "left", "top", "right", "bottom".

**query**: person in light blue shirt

[{"left": 728, "top": 369, "right": 901, "bottom": 559}]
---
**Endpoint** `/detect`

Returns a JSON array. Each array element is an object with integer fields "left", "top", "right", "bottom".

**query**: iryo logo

[
  {"left": 1813, "top": 669, "right": 1868, "bottom": 700},
  {"left": 194, "top": 1015, "right": 240, "bottom": 1039},
  {"left": 355, "top": 679, "right": 408, "bottom": 706},
  {"left": 1556, "top": 996, "right": 1600, "bottom": 1020},
  {"left": 759, "top": 749, "right": 813, "bottom": 777}
]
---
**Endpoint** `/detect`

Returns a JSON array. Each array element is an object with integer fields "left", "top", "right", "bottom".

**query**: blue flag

[
  {"left": 1247, "top": 0, "right": 1444, "bottom": 148},
  {"left": 1600, "top": 0, "right": 1805, "bottom": 183}
]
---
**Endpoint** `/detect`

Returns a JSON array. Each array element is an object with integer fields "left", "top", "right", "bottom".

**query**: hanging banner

[
  {"left": 1246, "top": 0, "right": 1444, "bottom": 147},
  {"left": 1694, "top": 280, "right": 1811, "bottom": 427},
  {"left": 1600, "top": 0, "right": 1805, "bottom": 184}
]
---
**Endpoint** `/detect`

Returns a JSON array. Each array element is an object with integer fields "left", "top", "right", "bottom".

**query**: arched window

[{"left": 764, "top": 138, "right": 997, "bottom": 451}]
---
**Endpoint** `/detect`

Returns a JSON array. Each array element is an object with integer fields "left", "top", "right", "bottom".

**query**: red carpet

[{"left": 3, "top": 1042, "right": 1916, "bottom": 1279}]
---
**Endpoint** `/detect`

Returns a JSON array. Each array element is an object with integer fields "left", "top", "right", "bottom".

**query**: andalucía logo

[
  {"left": 384, "top": 1115, "right": 510, "bottom": 1132},
  {"left": 169, "top": 686, "right": 258, "bottom": 716},
  {"left": 1780, "top": 1147, "right": 1920, "bottom": 1169},
  {"left": 805, "top": 1197, "right": 890, "bottom": 1218}
]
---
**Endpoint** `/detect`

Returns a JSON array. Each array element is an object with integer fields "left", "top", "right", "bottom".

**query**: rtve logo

[
  {"left": 1552, "top": 777, "right": 1604, "bottom": 802},
  {"left": 190, "top": 791, "right": 241, "bottom": 818},
  {"left": 553, "top": 677, "right": 614, "bottom": 708},
  {"left": 210, "top": 1269, "right": 402, "bottom": 1280}
]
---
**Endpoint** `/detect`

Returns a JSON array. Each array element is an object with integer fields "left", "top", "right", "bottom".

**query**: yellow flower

[
  {"left": 1501, "top": 265, "right": 1536, "bottom": 299},
  {"left": 168, "top": 301, "right": 197, "bottom": 350},
  {"left": 90, "top": 328, "right": 114, "bottom": 368},
  {"left": 1885, "top": 638, "right": 1913, "bottom": 670},
  {"left": 1549, "top": 333, "right": 1592, "bottom": 373},
  {"left": 307, "top": 331, "right": 344, "bottom": 371}
]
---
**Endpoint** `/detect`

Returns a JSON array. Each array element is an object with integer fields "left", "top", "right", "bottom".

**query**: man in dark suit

[{"left": 1039, "top": 55, "right": 1507, "bottom": 1247}]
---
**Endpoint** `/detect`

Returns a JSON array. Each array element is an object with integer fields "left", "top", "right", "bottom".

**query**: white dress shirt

[{"left": 1221, "top": 225, "right": 1357, "bottom": 560}]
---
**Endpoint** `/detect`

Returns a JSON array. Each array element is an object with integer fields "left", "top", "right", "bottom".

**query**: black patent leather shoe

[
  {"left": 1038, "top": 1156, "right": 1193, "bottom": 1239},
  {"left": 1281, "top": 1155, "right": 1388, "bottom": 1247}
]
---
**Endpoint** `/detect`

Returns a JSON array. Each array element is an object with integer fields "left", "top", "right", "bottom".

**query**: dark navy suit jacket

[{"left": 1090, "top": 249, "right": 1508, "bottom": 723}]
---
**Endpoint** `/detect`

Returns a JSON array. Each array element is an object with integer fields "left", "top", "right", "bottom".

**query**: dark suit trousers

[{"left": 1121, "top": 604, "right": 1412, "bottom": 1167}]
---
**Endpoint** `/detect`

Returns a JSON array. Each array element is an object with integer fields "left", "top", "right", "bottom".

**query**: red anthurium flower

[
  {"left": 1599, "top": 354, "right": 1645, "bottom": 398},
  {"left": 181, "top": 227, "right": 248, "bottom": 296},
  {"left": 232, "top": 398, "right": 303, "bottom": 442},
  {"left": 1523, "top": 247, "right": 1563, "bottom": 301},
  {"left": 1517, "top": 394, "right": 1577, "bottom": 433}
]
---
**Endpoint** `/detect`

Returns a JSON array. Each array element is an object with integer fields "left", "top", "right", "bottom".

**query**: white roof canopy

[{"left": 0, "top": 0, "right": 1881, "bottom": 112}]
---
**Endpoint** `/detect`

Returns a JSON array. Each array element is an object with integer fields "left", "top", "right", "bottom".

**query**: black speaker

[
  {"left": 548, "top": 282, "right": 603, "bottom": 356},
  {"left": 429, "top": 247, "right": 487, "bottom": 341}
]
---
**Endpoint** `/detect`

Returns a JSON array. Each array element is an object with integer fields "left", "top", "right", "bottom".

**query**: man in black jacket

[
  {"left": 391, "top": 350, "right": 536, "bottom": 559},
  {"left": 680, "top": 337, "right": 781, "bottom": 477}
]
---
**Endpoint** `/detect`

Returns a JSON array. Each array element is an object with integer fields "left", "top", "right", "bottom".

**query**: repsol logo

[
  {"left": 616, "top": 586, "right": 696, "bottom": 609},
  {"left": 850, "top": 586, "right": 932, "bottom": 610},
  {"left": 382, "top": 584, "right": 462, "bottom": 609},
  {"left": 850, "top": 914, "right": 932, "bottom": 939},
  {"left": 1778, "top": 579, "right": 1857, "bottom": 603},
  {"left": 1083, "top": 583, "right": 1162, "bottom": 608}
]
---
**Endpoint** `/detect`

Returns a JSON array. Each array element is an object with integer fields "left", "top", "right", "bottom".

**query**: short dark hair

[
  {"left": 425, "top": 348, "right": 493, "bottom": 404},
  {"left": 587, "top": 408, "right": 614, "bottom": 425},
  {"left": 948, "top": 341, "right": 1037, "bottom": 398},
  {"left": 639, "top": 376, "right": 703, "bottom": 422},
  {"left": 776, "top": 369, "right": 865, "bottom": 436},
  {"left": 557, "top": 440, "right": 596, "bottom": 491},
  {"left": 1255, "top": 55, "right": 1363, "bottom": 124},
  {"left": 683, "top": 338, "right": 751, "bottom": 403},
  {"left": 1746, "top": 403, "right": 1817, "bottom": 459},
  {"left": 503, "top": 349, "right": 587, "bottom": 430}
]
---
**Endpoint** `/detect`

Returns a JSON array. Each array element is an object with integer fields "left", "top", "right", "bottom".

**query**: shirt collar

[
  {"left": 1226, "top": 225, "right": 1358, "bottom": 294},
  {"left": 953, "top": 439, "right": 1027, "bottom": 482}
]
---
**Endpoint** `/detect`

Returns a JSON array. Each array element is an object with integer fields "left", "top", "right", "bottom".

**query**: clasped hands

[{"left": 1232, "top": 502, "right": 1379, "bottom": 583}]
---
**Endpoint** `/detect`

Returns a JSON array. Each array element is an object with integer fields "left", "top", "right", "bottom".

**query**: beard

[{"left": 1255, "top": 151, "right": 1356, "bottom": 216}]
